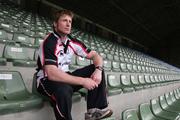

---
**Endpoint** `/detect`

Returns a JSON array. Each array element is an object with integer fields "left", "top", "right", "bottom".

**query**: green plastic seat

[
  {"left": 0, "top": 57, "right": 6, "bottom": 65},
  {"left": 159, "top": 95, "right": 180, "bottom": 114},
  {"left": 122, "top": 108, "right": 139, "bottom": 120},
  {"left": 139, "top": 103, "right": 164, "bottom": 120},
  {"left": 3, "top": 44, "right": 36, "bottom": 67},
  {"left": 165, "top": 93, "right": 180, "bottom": 109},
  {"left": 0, "top": 71, "right": 43, "bottom": 115},
  {"left": 130, "top": 75, "right": 143, "bottom": 90},
  {"left": 120, "top": 74, "right": 134, "bottom": 93},
  {"left": 13, "top": 33, "right": 31, "bottom": 44},
  {"left": 112, "top": 61, "right": 121, "bottom": 72},
  {"left": 107, "top": 74, "right": 122, "bottom": 96},
  {"left": 150, "top": 98, "right": 180, "bottom": 120},
  {"left": 103, "top": 60, "right": 112, "bottom": 71}
]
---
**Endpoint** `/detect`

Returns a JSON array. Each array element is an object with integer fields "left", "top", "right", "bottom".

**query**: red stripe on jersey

[{"left": 70, "top": 40, "right": 89, "bottom": 54}]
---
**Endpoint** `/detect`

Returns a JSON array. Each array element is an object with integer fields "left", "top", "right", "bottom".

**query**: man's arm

[
  {"left": 86, "top": 50, "right": 103, "bottom": 84},
  {"left": 44, "top": 65, "right": 98, "bottom": 90},
  {"left": 86, "top": 50, "right": 103, "bottom": 67}
]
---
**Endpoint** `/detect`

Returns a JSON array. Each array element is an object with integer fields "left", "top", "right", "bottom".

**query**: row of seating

[{"left": 122, "top": 88, "right": 180, "bottom": 120}]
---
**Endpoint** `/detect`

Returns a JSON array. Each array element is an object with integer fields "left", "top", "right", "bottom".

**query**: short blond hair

[{"left": 53, "top": 9, "right": 74, "bottom": 23}]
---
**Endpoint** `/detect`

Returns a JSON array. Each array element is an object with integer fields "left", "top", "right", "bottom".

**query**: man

[{"left": 36, "top": 9, "right": 113, "bottom": 120}]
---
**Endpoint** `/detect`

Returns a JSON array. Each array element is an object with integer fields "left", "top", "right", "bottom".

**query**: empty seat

[
  {"left": 107, "top": 74, "right": 122, "bottom": 96},
  {"left": 103, "top": 60, "right": 112, "bottom": 71},
  {"left": 159, "top": 95, "right": 180, "bottom": 114},
  {"left": 112, "top": 61, "right": 121, "bottom": 72},
  {"left": 0, "top": 71, "right": 43, "bottom": 115},
  {"left": 150, "top": 98, "right": 180, "bottom": 120},
  {"left": 3, "top": 44, "right": 36, "bottom": 67},
  {"left": 122, "top": 108, "right": 139, "bottom": 120},
  {"left": 139, "top": 103, "right": 164, "bottom": 120},
  {"left": 13, "top": 33, "right": 31, "bottom": 44},
  {"left": 120, "top": 74, "right": 134, "bottom": 93}
]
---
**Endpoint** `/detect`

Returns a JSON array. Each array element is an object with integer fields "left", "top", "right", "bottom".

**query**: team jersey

[{"left": 36, "top": 31, "right": 91, "bottom": 81}]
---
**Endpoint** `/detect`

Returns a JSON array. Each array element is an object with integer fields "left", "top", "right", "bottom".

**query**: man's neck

[{"left": 54, "top": 30, "right": 68, "bottom": 42}]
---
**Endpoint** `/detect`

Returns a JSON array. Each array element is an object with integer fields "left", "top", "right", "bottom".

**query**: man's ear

[{"left": 53, "top": 22, "right": 57, "bottom": 29}]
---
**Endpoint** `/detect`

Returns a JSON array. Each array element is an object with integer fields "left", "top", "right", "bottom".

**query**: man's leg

[
  {"left": 71, "top": 64, "right": 108, "bottom": 109},
  {"left": 37, "top": 79, "right": 73, "bottom": 120}
]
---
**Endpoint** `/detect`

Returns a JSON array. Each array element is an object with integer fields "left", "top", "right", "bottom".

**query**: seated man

[{"left": 35, "top": 9, "right": 113, "bottom": 120}]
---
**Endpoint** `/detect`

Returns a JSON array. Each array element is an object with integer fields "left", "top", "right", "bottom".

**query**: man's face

[{"left": 54, "top": 14, "right": 72, "bottom": 35}]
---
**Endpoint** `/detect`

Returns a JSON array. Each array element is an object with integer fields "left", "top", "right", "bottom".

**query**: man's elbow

[{"left": 45, "top": 65, "right": 57, "bottom": 80}]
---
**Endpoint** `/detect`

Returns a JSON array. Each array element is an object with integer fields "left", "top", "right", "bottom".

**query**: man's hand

[
  {"left": 91, "top": 69, "right": 102, "bottom": 84},
  {"left": 82, "top": 78, "right": 98, "bottom": 90}
]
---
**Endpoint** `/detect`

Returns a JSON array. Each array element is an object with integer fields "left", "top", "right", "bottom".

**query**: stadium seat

[
  {"left": 3, "top": 44, "right": 36, "bottom": 67},
  {"left": 107, "top": 74, "right": 122, "bottom": 96},
  {"left": 130, "top": 74, "right": 143, "bottom": 90},
  {"left": 120, "top": 74, "right": 134, "bottom": 93},
  {"left": 150, "top": 98, "right": 180, "bottom": 120},
  {"left": 0, "top": 71, "right": 43, "bottom": 115},
  {"left": 112, "top": 61, "right": 121, "bottom": 72},
  {"left": 122, "top": 108, "right": 139, "bottom": 120},
  {"left": 139, "top": 103, "right": 164, "bottom": 120},
  {"left": 103, "top": 60, "right": 112, "bottom": 71},
  {"left": 13, "top": 33, "right": 31, "bottom": 44},
  {"left": 159, "top": 95, "right": 180, "bottom": 114}
]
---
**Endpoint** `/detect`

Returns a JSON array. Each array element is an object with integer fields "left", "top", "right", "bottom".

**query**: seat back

[
  {"left": 159, "top": 95, "right": 169, "bottom": 110},
  {"left": 139, "top": 103, "right": 155, "bottom": 120},
  {"left": 3, "top": 44, "right": 29, "bottom": 61},
  {"left": 107, "top": 74, "right": 120, "bottom": 88},
  {"left": 150, "top": 99, "right": 161, "bottom": 115},
  {"left": 0, "top": 71, "right": 29, "bottom": 100},
  {"left": 122, "top": 109, "right": 139, "bottom": 120}
]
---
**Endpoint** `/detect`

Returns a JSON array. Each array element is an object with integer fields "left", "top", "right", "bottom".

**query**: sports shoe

[{"left": 85, "top": 108, "right": 113, "bottom": 120}]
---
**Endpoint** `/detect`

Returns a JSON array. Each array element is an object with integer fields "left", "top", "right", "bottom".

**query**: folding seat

[
  {"left": 132, "top": 64, "right": 138, "bottom": 72},
  {"left": 103, "top": 60, "right": 112, "bottom": 71},
  {"left": 0, "top": 29, "right": 11, "bottom": 42},
  {"left": 139, "top": 103, "right": 164, "bottom": 120},
  {"left": 127, "top": 63, "right": 133, "bottom": 72},
  {"left": 120, "top": 62, "right": 128, "bottom": 72},
  {"left": 106, "top": 73, "right": 122, "bottom": 96},
  {"left": 164, "top": 93, "right": 180, "bottom": 109},
  {"left": 0, "top": 33, "right": 7, "bottom": 66},
  {"left": 120, "top": 56, "right": 125, "bottom": 62},
  {"left": 0, "top": 22, "right": 14, "bottom": 33},
  {"left": 13, "top": 33, "right": 31, "bottom": 44},
  {"left": 159, "top": 95, "right": 180, "bottom": 114},
  {"left": 120, "top": 74, "right": 134, "bottom": 92},
  {"left": 122, "top": 108, "right": 139, "bottom": 120},
  {"left": 144, "top": 75, "right": 151, "bottom": 84},
  {"left": 112, "top": 61, "right": 121, "bottom": 72},
  {"left": 141, "top": 66, "right": 146, "bottom": 73},
  {"left": 149, "top": 75, "right": 156, "bottom": 87},
  {"left": 3, "top": 44, "right": 36, "bottom": 67},
  {"left": 138, "top": 75, "right": 146, "bottom": 88},
  {"left": 130, "top": 74, "right": 143, "bottom": 90},
  {"left": 0, "top": 71, "right": 43, "bottom": 115},
  {"left": 150, "top": 98, "right": 180, "bottom": 120},
  {"left": 137, "top": 65, "right": 142, "bottom": 72},
  {"left": 113, "top": 55, "right": 119, "bottom": 61},
  {"left": 106, "top": 54, "right": 114, "bottom": 60}
]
